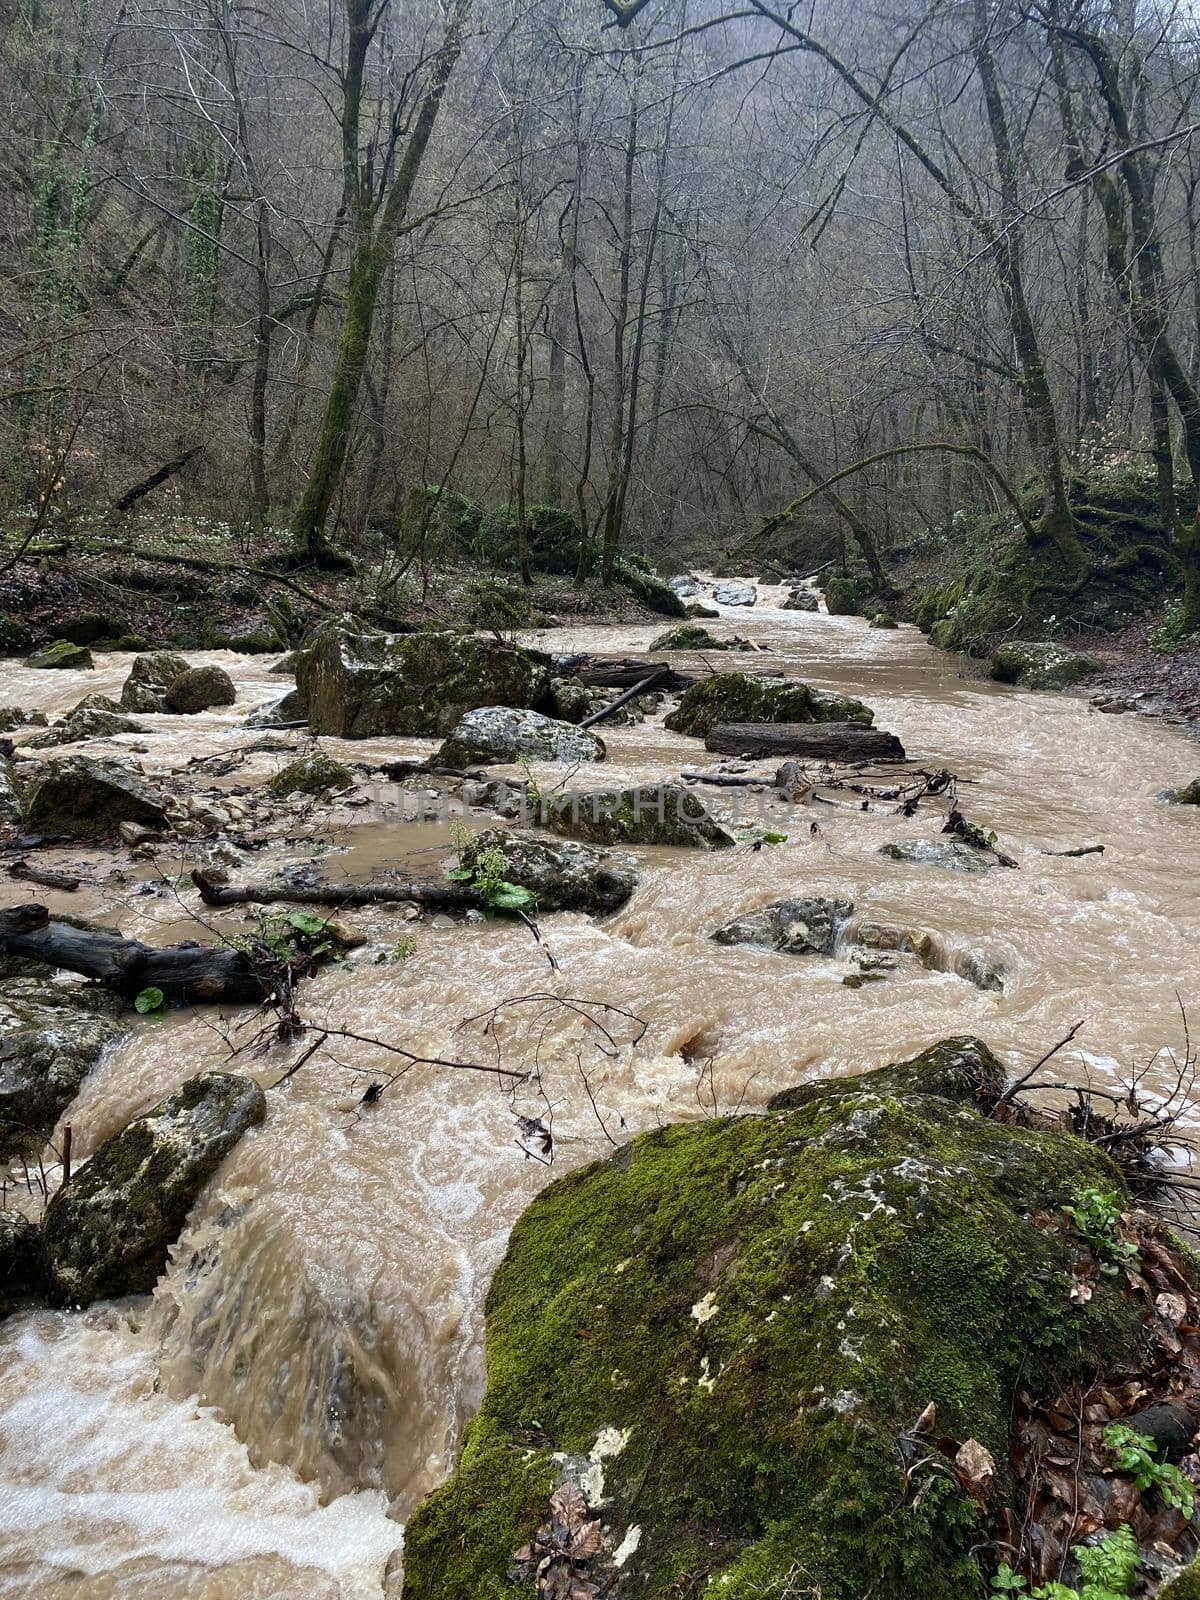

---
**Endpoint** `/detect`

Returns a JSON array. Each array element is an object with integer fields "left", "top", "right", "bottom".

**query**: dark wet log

[
  {"left": 579, "top": 671, "right": 667, "bottom": 729},
  {"left": 0, "top": 902, "right": 270, "bottom": 1003},
  {"left": 704, "top": 722, "right": 907, "bottom": 761},
  {"left": 8, "top": 860, "right": 81, "bottom": 891},
  {"left": 193, "top": 868, "right": 479, "bottom": 912},
  {"left": 576, "top": 658, "right": 696, "bottom": 691}
]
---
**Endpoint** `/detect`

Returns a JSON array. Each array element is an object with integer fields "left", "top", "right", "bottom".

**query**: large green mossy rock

[
  {"left": 0, "top": 979, "right": 123, "bottom": 1162},
  {"left": 824, "top": 575, "right": 862, "bottom": 615},
  {"left": 403, "top": 1038, "right": 1143, "bottom": 1600},
  {"left": 540, "top": 782, "right": 735, "bottom": 850},
  {"left": 119, "top": 650, "right": 189, "bottom": 712},
  {"left": 297, "top": 618, "right": 556, "bottom": 738},
  {"left": 1162, "top": 1561, "right": 1200, "bottom": 1598},
  {"left": 22, "top": 756, "right": 169, "bottom": 837},
  {"left": 266, "top": 752, "right": 354, "bottom": 797},
  {"left": 664, "top": 672, "right": 874, "bottom": 738},
  {"left": 990, "top": 641, "right": 1103, "bottom": 690},
  {"left": 459, "top": 828, "right": 637, "bottom": 914},
  {"left": 649, "top": 624, "right": 729, "bottom": 651},
  {"left": 23, "top": 639, "right": 94, "bottom": 670},
  {"left": 437, "top": 707, "right": 606, "bottom": 767},
  {"left": 613, "top": 561, "right": 687, "bottom": 617},
  {"left": 42, "top": 1071, "right": 266, "bottom": 1306}
]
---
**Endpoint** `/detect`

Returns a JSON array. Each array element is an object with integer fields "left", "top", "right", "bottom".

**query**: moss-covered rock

[
  {"left": 267, "top": 752, "right": 353, "bottom": 797},
  {"left": 42, "top": 1071, "right": 266, "bottom": 1306},
  {"left": 540, "top": 783, "right": 735, "bottom": 850},
  {"left": 870, "top": 613, "right": 900, "bottom": 629},
  {"left": 1170, "top": 778, "right": 1200, "bottom": 805},
  {"left": 664, "top": 673, "right": 874, "bottom": 738},
  {"left": 0, "top": 756, "right": 19, "bottom": 825},
  {"left": 781, "top": 588, "right": 819, "bottom": 611},
  {"left": 21, "top": 708, "right": 141, "bottom": 749},
  {"left": 165, "top": 664, "right": 237, "bottom": 713},
  {"left": 403, "top": 1038, "right": 1142, "bottom": 1600},
  {"left": 989, "top": 641, "right": 1104, "bottom": 690},
  {"left": 437, "top": 707, "right": 606, "bottom": 768},
  {"left": 880, "top": 839, "right": 995, "bottom": 874},
  {"left": 22, "top": 756, "right": 169, "bottom": 837},
  {"left": 57, "top": 611, "right": 128, "bottom": 646},
  {"left": 712, "top": 894, "right": 853, "bottom": 954},
  {"left": 613, "top": 561, "right": 688, "bottom": 617},
  {"left": 23, "top": 639, "right": 94, "bottom": 670},
  {"left": 1162, "top": 1560, "right": 1200, "bottom": 1599},
  {"left": 458, "top": 828, "right": 637, "bottom": 914},
  {"left": 650, "top": 624, "right": 730, "bottom": 651},
  {"left": 298, "top": 618, "right": 556, "bottom": 738},
  {"left": 684, "top": 601, "right": 720, "bottom": 619},
  {"left": 0, "top": 980, "right": 123, "bottom": 1161},
  {"left": 119, "top": 650, "right": 189, "bottom": 712},
  {"left": 0, "top": 1209, "right": 42, "bottom": 1308},
  {"left": 824, "top": 575, "right": 862, "bottom": 615},
  {"left": 0, "top": 616, "right": 33, "bottom": 654}
]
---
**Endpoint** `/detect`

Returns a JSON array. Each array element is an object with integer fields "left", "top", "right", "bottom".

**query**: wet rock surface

[
  {"left": 880, "top": 838, "right": 996, "bottom": 873},
  {"left": 781, "top": 587, "right": 819, "bottom": 611},
  {"left": 0, "top": 756, "right": 19, "bottom": 824},
  {"left": 119, "top": 650, "right": 190, "bottom": 712},
  {"left": 402, "top": 1038, "right": 1144, "bottom": 1600},
  {"left": 21, "top": 755, "right": 169, "bottom": 837},
  {"left": 711, "top": 894, "right": 853, "bottom": 954},
  {"left": 165, "top": 664, "right": 237, "bottom": 713},
  {"left": 23, "top": 640, "right": 94, "bottom": 670},
  {"left": 0, "top": 979, "right": 123, "bottom": 1162},
  {"left": 42, "top": 1071, "right": 266, "bottom": 1306},
  {"left": 990, "top": 640, "right": 1105, "bottom": 690},
  {"left": 541, "top": 783, "right": 735, "bottom": 850},
  {"left": 298, "top": 617, "right": 556, "bottom": 738},
  {"left": 266, "top": 751, "right": 354, "bottom": 797},
  {"left": 437, "top": 706, "right": 606, "bottom": 767},
  {"left": 711, "top": 580, "right": 757, "bottom": 606},
  {"left": 665, "top": 671, "right": 874, "bottom": 738},
  {"left": 460, "top": 828, "right": 637, "bottom": 914},
  {"left": 20, "top": 707, "right": 141, "bottom": 748}
]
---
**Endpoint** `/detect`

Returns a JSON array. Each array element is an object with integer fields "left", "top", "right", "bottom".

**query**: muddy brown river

[{"left": 1, "top": 591, "right": 1198, "bottom": 1596}]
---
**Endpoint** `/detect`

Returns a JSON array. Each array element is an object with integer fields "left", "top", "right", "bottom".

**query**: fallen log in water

[
  {"left": 703, "top": 722, "right": 907, "bottom": 761},
  {"left": 576, "top": 658, "right": 697, "bottom": 692},
  {"left": 0, "top": 902, "right": 270, "bottom": 1003},
  {"left": 193, "top": 868, "right": 479, "bottom": 912},
  {"left": 579, "top": 670, "right": 667, "bottom": 729}
]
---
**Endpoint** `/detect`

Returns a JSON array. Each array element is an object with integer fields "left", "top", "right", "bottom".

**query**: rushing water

[{"left": 1, "top": 597, "right": 1199, "bottom": 1596}]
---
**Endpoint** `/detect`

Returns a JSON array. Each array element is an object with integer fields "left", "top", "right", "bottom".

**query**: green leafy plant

[
  {"left": 133, "top": 986, "right": 164, "bottom": 1015},
  {"left": 1104, "top": 1425, "right": 1196, "bottom": 1517},
  {"left": 735, "top": 829, "right": 790, "bottom": 847},
  {"left": 446, "top": 837, "right": 535, "bottom": 914},
  {"left": 375, "top": 933, "right": 417, "bottom": 965},
  {"left": 1065, "top": 1190, "right": 1141, "bottom": 1274},
  {"left": 989, "top": 1524, "right": 1140, "bottom": 1599}
]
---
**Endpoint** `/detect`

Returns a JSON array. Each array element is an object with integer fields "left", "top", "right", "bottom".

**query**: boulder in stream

[
  {"left": 989, "top": 640, "right": 1103, "bottom": 690},
  {"left": 459, "top": 828, "right": 636, "bottom": 914},
  {"left": 402, "top": 1037, "right": 1142, "bottom": 1600},
  {"left": 267, "top": 752, "right": 354, "bottom": 797},
  {"left": 781, "top": 587, "right": 819, "bottom": 611},
  {"left": 437, "top": 707, "right": 606, "bottom": 767},
  {"left": 667, "top": 575, "right": 704, "bottom": 597},
  {"left": 22, "top": 639, "right": 94, "bottom": 670},
  {"left": 649, "top": 624, "right": 730, "bottom": 651},
  {"left": 21, "top": 707, "right": 141, "bottom": 748},
  {"left": 823, "top": 575, "right": 862, "bottom": 615},
  {"left": 665, "top": 671, "right": 874, "bottom": 738},
  {"left": 119, "top": 650, "right": 190, "bottom": 712},
  {"left": 245, "top": 687, "right": 307, "bottom": 728},
  {"left": 0, "top": 708, "right": 47, "bottom": 733},
  {"left": 298, "top": 617, "right": 556, "bottom": 738},
  {"left": 880, "top": 838, "right": 995, "bottom": 873},
  {"left": 22, "top": 755, "right": 170, "bottom": 837},
  {"left": 0, "top": 978, "right": 123, "bottom": 1162},
  {"left": 541, "top": 783, "right": 735, "bottom": 850},
  {"left": 711, "top": 580, "right": 756, "bottom": 606},
  {"left": 711, "top": 894, "right": 853, "bottom": 954},
  {"left": 683, "top": 601, "right": 720, "bottom": 619},
  {"left": 165, "top": 664, "right": 237, "bottom": 713},
  {"left": 1169, "top": 777, "right": 1200, "bottom": 805},
  {"left": 42, "top": 1071, "right": 266, "bottom": 1306}
]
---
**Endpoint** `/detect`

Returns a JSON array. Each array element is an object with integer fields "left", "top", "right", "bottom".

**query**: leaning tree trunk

[{"left": 289, "top": 0, "right": 470, "bottom": 569}]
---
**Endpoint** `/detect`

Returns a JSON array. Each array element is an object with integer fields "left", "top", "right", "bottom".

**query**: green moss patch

[{"left": 664, "top": 672, "right": 874, "bottom": 737}]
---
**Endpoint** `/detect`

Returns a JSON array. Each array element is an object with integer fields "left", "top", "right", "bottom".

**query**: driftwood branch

[
  {"left": 192, "top": 868, "right": 481, "bottom": 911},
  {"left": 579, "top": 670, "right": 666, "bottom": 728}
]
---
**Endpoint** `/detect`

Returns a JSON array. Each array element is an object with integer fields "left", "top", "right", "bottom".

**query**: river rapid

[{"left": 1, "top": 591, "right": 1198, "bottom": 1596}]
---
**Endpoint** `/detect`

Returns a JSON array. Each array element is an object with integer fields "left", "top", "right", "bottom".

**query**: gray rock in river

[
  {"left": 0, "top": 979, "right": 124, "bottom": 1162},
  {"left": 1169, "top": 777, "right": 1200, "bottom": 805},
  {"left": 437, "top": 706, "right": 605, "bottom": 767},
  {"left": 22, "top": 755, "right": 169, "bottom": 837},
  {"left": 879, "top": 838, "right": 995, "bottom": 874},
  {"left": 667, "top": 575, "right": 705, "bottom": 597},
  {"left": 459, "top": 828, "right": 636, "bottom": 914},
  {"left": 781, "top": 588, "right": 819, "bottom": 611},
  {"left": 244, "top": 687, "right": 306, "bottom": 728},
  {"left": 0, "top": 708, "right": 47, "bottom": 734},
  {"left": 711, "top": 580, "right": 757, "bottom": 606},
  {"left": 21, "top": 707, "right": 142, "bottom": 749},
  {"left": 712, "top": 895, "right": 854, "bottom": 955},
  {"left": 298, "top": 616, "right": 556, "bottom": 738},
  {"left": 989, "top": 640, "right": 1103, "bottom": 690},
  {"left": 23, "top": 639, "right": 94, "bottom": 670},
  {"left": 166, "top": 664, "right": 237, "bottom": 713},
  {"left": 119, "top": 650, "right": 190, "bottom": 712},
  {"left": 42, "top": 1071, "right": 266, "bottom": 1306},
  {"left": 541, "top": 782, "right": 735, "bottom": 850}
]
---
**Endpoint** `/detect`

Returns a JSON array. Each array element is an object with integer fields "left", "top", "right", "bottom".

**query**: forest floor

[{"left": 1075, "top": 616, "right": 1200, "bottom": 730}]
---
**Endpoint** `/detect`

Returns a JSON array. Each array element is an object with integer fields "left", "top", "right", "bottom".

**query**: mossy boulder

[
  {"left": 403, "top": 1037, "right": 1142, "bottom": 1600},
  {"left": 1170, "top": 778, "right": 1200, "bottom": 805},
  {"left": 297, "top": 618, "right": 556, "bottom": 738},
  {"left": 21, "top": 708, "right": 141, "bottom": 749},
  {"left": 1162, "top": 1560, "right": 1200, "bottom": 1598},
  {"left": 612, "top": 562, "right": 688, "bottom": 617},
  {"left": 664, "top": 673, "right": 874, "bottom": 738},
  {"left": 781, "top": 588, "right": 819, "bottom": 611},
  {"left": 540, "top": 783, "right": 735, "bottom": 850},
  {"left": 0, "top": 980, "right": 123, "bottom": 1161},
  {"left": 0, "top": 756, "right": 19, "bottom": 825},
  {"left": 684, "top": 601, "right": 720, "bottom": 619},
  {"left": 267, "top": 752, "right": 353, "bottom": 797},
  {"left": 990, "top": 641, "right": 1104, "bottom": 690},
  {"left": 119, "top": 650, "right": 189, "bottom": 712},
  {"left": 22, "top": 756, "right": 169, "bottom": 838},
  {"left": 57, "top": 611, "right": 128, "bottom": 646},
  {"left": 649, "top": 624, "right": 729, "bottom": 651},
  {"left": 459, "top": 829, "right": 636, "bottom": 914},
  {"left": 880, "top": 839, "right": 995, "bottom": 874},
  {"left": 23, "top": 639, "right": 94, "bottom": 670},
  {"left": 870, "top": 613, "right": 899, "bottom": 629},
  {"left": 165, "top": 664, "right": 237, "bottom": 713},
  {"left": 42, "top": 1071, "right": 266, "bottom": 1306},
  {"left": 0, "top": 708, "right": 47, "bottom": 733},
  {"left": 824, "top": 575, "right": 862, "bottom": 615},
  {"left": 437, "top": 707, "right": 606, "bottom": 768}
]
